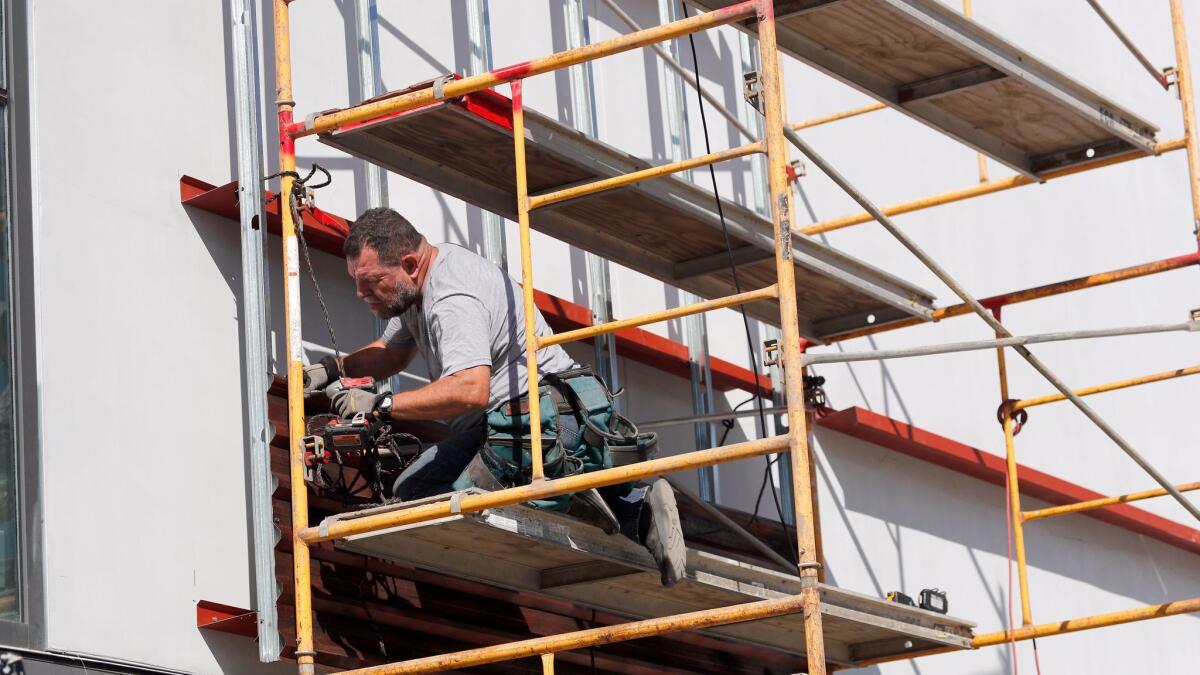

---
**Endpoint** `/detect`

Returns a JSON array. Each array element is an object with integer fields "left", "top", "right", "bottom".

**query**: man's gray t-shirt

[{"left": 382, "top": 244, "right": 578, "bottom": 432}]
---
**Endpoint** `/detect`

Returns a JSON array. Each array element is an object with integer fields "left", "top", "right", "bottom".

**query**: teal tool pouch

[{"left": 454, "top": 367, "right": 658, "bottom": 513}]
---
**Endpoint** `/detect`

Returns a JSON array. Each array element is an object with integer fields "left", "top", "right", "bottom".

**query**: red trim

[
  {"left": 532, "top": 290, "right": 772, "bottom": 396},
  {"left": 818, "top": 407, "right": 1200, "bottom": 556},
  {"left": 196, "top": 600, "right": 258, "bottom": 638},
  {"left": 334, "top": 80, "right": 515, "bottom": 137},
  {"left": 458, "top": 89, "right": 515, "bottom": 130},
  {"left": 180, "top": 175, "right": 349, "bottom": 256},
  {"left": 181, "top": 176, "right": 772, "bottom": 396}
]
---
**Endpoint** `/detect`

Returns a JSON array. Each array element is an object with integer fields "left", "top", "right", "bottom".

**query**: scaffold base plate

[{"left": 320, "top": 492, "right": 974, "bottom": 666}]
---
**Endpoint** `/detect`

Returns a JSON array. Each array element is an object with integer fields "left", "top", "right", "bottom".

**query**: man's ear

[{"left": 400, "top": 252, "right": 421, "bottom": 276}]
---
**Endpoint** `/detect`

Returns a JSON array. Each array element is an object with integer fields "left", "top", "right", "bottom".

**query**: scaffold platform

[
  {"left": 317, "top": 86, "right": 937, "bottom": 340},
  {"left": 695, "top": 0, "right": 1159, "bottom": 177},
  {"left": 318, "top": 491, "right": 975, "bottom": 667}
]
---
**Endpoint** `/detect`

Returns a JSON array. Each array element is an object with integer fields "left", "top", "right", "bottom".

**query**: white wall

[{"left": 20, "top": 0, "right": 1200, "bottom": 672}]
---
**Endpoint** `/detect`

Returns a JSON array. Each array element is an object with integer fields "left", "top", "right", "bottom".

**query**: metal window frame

[{"left": 0, "top": 0, "right": 46, "bottom": 648}]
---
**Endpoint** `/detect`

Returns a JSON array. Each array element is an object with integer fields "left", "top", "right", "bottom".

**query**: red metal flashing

[
  {"left": 180, "top": 175, "right": 349, "bottom": 256},
  {"left": 818, "top": 407, "right": 1200, "bottom": 556},
  {"left": 181, "top": 175, "right": 772, "bottom": 396},
  {"left": 458, "top": 89, "right": 515, "bottom": 130},
  {"left": 196, "top": 600, "right": 258, "bottom": 639}
]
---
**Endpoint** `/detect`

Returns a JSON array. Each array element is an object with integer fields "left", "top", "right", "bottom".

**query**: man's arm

[
  {"left": 343, "top": 338, "right": 416, "bottom": 380},
  {"left": 386, "top": 365, "right": 490, "bottom": 421}
]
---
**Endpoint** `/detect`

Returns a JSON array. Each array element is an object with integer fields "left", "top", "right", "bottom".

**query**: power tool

[{"left": 302, "top": 376, "right": 423, "bottom": 501}]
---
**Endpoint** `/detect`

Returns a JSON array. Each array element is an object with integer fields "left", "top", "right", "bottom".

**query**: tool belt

[{"left": 453, "top": 367, "right": 658, "bottom": 513}]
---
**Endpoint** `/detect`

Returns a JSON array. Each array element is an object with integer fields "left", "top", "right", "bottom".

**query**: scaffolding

[{"left": 264, "top": 1, "right": 1200, "bottom": 673}]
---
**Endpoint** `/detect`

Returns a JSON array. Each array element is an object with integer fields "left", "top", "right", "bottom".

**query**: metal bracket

[
  {"left": 743, "top": 70, "right": 763, "bottom": 114},
  {"left": 787, "top": 159, "right": 807, "bottom": 183},
  {"left": 432, "top": 74, "right": 454, "bottom": 101},
  {"left": 763, "top": 338, "right": 780, "bottom": 367},
  {"left": 1164, "top": 66, "right": 1180, "bottom": 98}
]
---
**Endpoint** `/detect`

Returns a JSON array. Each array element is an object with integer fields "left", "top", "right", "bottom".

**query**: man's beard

[{"left": 376, "top": 280, "right": 419, "bottom": 319}]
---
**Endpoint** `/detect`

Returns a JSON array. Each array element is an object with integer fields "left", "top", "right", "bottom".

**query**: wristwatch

[{"left": 373, "top": 392, "right": 394, "bottom": 421}]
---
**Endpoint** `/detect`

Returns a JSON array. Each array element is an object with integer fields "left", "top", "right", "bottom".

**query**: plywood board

[
  {"left": 694, "top": 0, "right": 1158, "bottom": 177},
  {"left": 319, "top": 92, "right": 937, "bottom": 342},
  {"left": 323, "top": 494, "right": 974, "bottom": 667}
]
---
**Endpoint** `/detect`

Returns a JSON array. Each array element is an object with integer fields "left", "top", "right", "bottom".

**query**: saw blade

[{"left": 306, "top": 413, "right": 341, "bottom": 436}]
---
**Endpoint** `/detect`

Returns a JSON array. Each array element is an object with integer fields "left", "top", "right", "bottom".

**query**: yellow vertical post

[
  {"left": 755, "top": 1, "right": 827, "bottom": 672},
  {"left": 511, "top": 80, "right": 545, "bottom": 481},
  {"left": 1169, "top": 0, "right": 1200, "bottom": 233},
  {"left": 962, "top": 0, "right": 989, "bottom": 183},
  {"left": 995, "top": 330, "right": 1033, "bottom": 626},
  {"left": 540, "top": 653, "right": 555, "bottom": 674},
  {"left": 272, "top": 0, "right": 316, "bottom": 672}
]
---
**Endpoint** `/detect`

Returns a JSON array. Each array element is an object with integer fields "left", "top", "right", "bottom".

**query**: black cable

[
  {"left": 358, "top": 556, "right": 389, "bottom": 659},
  {"left": 681, "top": 2, "right": 795, "bottom": 564},
  {"left": 718, "top": 397, "right": 782, "bottom": 534}
]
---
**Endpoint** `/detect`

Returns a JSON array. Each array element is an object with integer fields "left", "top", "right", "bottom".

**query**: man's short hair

[{"left": 344, "top": 207, "right": 424, "bottom": 265}]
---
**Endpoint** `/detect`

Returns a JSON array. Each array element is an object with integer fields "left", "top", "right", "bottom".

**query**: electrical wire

[{"left": 681, "top": 2, "right": 795, "bottom": 564}]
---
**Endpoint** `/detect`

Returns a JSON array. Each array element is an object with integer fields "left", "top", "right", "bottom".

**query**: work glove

[
  {"left": 302, "top": 355, "right": 341, "bottom": 397},
  {"left": 330, "top": 387, "right": 378, "bottom": 419}
]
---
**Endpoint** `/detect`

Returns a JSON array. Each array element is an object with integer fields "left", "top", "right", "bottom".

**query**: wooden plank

[
  {"left": 673, "top": 245, "right": 774, "bottom": 281},
  {"left": 691, "top": 0, "right": 1158, "bottom": 175},
  {"left": 320, "top": 96, "right": 938, "bottom": 340},
  {"left": 539, "top": 560, "right": 641, "bottom": 589},
  {"left": 898, "top": 64, "right": 1007, "bottom": 103},
  {"left": 784, "top": 0, "right": 979, "bottom": 83},
  {"left": 328, "top": 495, "right": 973, "bottom": 665},
  {"left": 929, "top": 78, "right": 1115, "bottom": 154}
]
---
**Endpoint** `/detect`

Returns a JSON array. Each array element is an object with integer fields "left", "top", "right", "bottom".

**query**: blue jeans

[
  {"left": 392, "top": 414, "right": 584, "bottom": 501},
  {"left": 391, "top": 422, "right": 489, "bottom": 501},
  {"left": 392, "top": 411, "right": 644, "bottom": 540}
]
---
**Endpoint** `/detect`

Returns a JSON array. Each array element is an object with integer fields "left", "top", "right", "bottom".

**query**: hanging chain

[{"left": 272, "top": 164, "right": 344, "bottom": 370}]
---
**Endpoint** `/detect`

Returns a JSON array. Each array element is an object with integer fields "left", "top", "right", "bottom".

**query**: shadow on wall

[
  {"left": 184, "top": 205, "right": 265, "bottom": 604},
  {"left": 816, "top": 427, "right": 1200, "bottom": 611}
]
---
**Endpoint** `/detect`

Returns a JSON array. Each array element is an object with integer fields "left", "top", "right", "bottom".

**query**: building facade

[{"left": 1, "top": 0, "right": 1198, "bottom": 673}]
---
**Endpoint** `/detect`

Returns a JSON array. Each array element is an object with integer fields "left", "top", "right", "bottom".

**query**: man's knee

[{"left": 393, "top": 475, "right": 421, "bottom": 502}]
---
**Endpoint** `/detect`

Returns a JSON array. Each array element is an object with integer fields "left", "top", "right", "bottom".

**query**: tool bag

[{"left": 453, "top": 367, "right": 658, "bottom": 513}]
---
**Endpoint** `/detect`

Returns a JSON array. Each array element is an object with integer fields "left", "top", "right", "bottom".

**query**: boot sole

[{"left": 646, "top": 479, "right": 687, "bottom": 586}]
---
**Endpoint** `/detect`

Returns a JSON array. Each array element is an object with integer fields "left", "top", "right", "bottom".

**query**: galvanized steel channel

[
  {"left": 657, "top": 0, "right": 719, "bottom": 502},
  {"left": 230, "top": 0, "right": 281, "bottom": 660},
  {"left": 466, "top": 0, "right": 509, "bottom": 271},
  {"left": 564, "top": 0, "right": 621, "bottom": 409}
]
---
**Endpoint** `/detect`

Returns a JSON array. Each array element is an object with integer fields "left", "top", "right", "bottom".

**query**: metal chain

[{"left": 288, "top": 189, "right": 343, "bottom": 369}]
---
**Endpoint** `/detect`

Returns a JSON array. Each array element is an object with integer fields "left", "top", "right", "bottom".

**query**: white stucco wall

[{"left": 18, "top": 0, "right": 1200, "bottom": 672}]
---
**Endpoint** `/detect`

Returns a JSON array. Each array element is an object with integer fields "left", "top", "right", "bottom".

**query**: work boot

[
  {"left": 640, "top": 478, "right": 686, "bottom": 587},
  {"left": 567, "top": 488, "right": 621, "bottom": 534}
]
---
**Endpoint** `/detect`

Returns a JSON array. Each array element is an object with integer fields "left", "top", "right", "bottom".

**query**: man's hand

[
  {"left": 303, "top": 355, "right": 341, "bottom": 397},
  {"left": 330, "top": 387, "right": 378, "bottom": 419}
]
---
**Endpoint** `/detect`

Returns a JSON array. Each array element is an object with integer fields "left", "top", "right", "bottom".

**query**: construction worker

[{"left": 303, "top": 207, "right": 686, "bottom": 586}]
